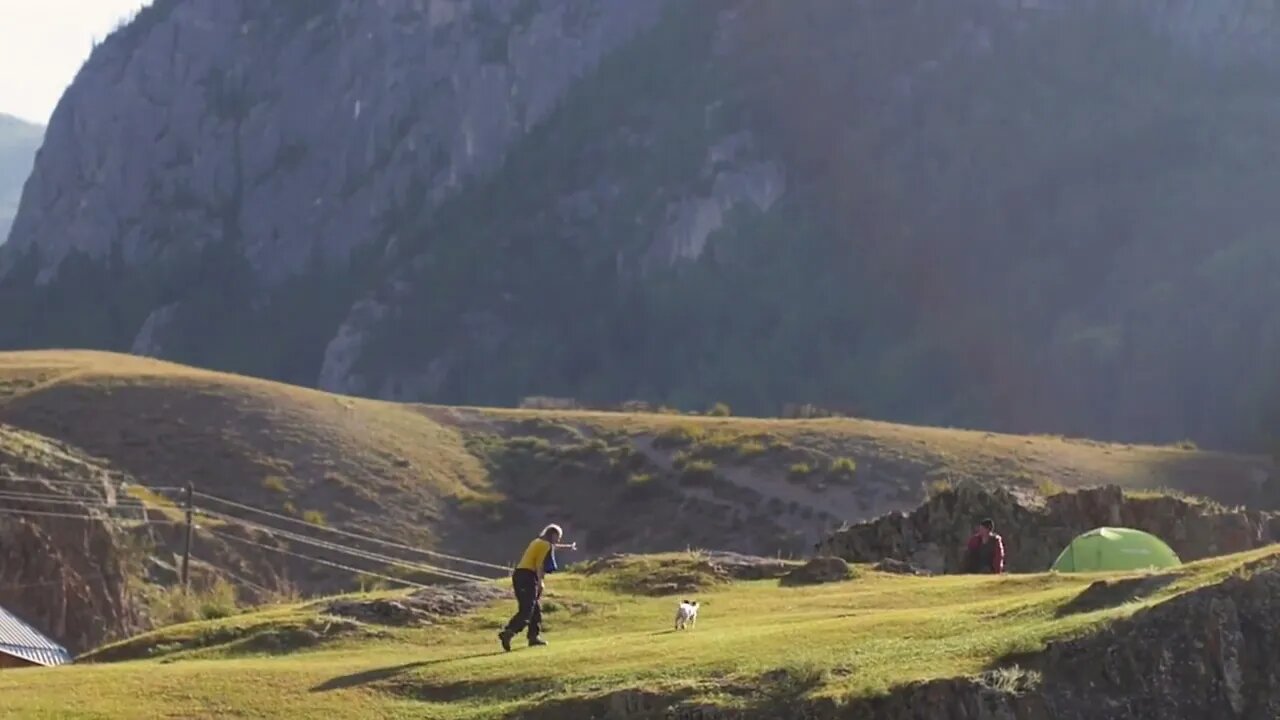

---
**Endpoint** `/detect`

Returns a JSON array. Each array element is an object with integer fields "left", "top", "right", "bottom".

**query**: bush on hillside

[
  {"left": 829, "top": 457, "right": 856, "bottom": 482},
  {"left": 654, "top": 423, "right": 706, "bottom": 448},
  {"left": 707, "top": 402, "right": 732, "bottom": 417},
  {"left": 788, "top": 462, "right": 813, "bottom": 483}
]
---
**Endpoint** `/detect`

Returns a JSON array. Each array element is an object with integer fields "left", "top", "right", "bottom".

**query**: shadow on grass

[
  {"left": 1053, "top": 573, "right": 1178, "bottom": 617},
  {"left": 499, "top": 664, "right": 833, "bottom": 720},
  {"left": 310, "top": 651, "right": 505, "bottom": 692}
]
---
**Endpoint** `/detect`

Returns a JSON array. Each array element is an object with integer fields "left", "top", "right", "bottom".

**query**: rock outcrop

[
  {"left": 0, "top": 475, "right": 142, "bottom": 654},
  {"left": 779, "top": 557, "right": 853, "bottom": 587},
  {"left": 818, "top": 481, "right": 1278, "bottom": 574}
]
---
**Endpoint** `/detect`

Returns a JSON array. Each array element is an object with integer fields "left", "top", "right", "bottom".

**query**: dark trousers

[{"left": 503, "top": 569, "right": 542, "bottom": 638}]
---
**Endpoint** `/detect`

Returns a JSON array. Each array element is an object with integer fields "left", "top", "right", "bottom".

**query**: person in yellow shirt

[{"left": 498, "top": 523, "right": 575, "bottom": 651}]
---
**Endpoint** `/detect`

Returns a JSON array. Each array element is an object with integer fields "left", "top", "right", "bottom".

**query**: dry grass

[
  {"left": 0, "top": 350, "right": 1271, "bottom": 577},
  {"left": 0, "top": 351, "right": 491, "bottom": 550},
  {"left": 466, "top": 407, "right": 1272, "bottom": 508}
]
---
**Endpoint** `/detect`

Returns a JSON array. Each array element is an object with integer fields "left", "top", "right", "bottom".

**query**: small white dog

[{"left": 674, "top": 599, "right": 699, "bottom": 630}]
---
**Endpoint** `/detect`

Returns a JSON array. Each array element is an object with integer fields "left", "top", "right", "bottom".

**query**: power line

[
  {"left": 0, "top": 507, "right": 180, "bottom": 524},
  {"left": 0, "top": 475, "right": 182, "bottom": 493},
  {"left": 192, "top": 490, "right": 509, "bottom": 572},
  {"left": 0, "top": 491, "right": 147, "bottom": 509},
  {"left": 0, "top": 573, "right": 120, "bottom": 592},
  {"left": 188, "top": 555, "right": 274, "bottom": 596},
  {"left": 196, "top": 508, "right": 490, "bottom": 583},
  {"left": 208, "top": 529, "right": 429, "bottom": 590}
]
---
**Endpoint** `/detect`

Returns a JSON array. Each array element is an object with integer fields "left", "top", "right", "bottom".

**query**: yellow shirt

[{"left": 515, "top": 538, "right": 552, "bottom": 572}]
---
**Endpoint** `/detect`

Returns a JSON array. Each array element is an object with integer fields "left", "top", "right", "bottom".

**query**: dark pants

[{"left": 503, "top": 569, "right": 542, "bottom": 639}]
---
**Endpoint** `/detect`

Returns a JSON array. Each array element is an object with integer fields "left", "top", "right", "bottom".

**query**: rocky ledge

[{"left": 818, "top": 481, "right": 1277, "bottom": 574}]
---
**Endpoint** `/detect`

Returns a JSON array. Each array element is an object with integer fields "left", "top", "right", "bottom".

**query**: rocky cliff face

[
  {"left": 8, "top": 0, "right": 1280, "bottom": 448},
  {"left": 819, "top": 481, "right": 1278, "bottom": 574},
  {"left": 3, "top": 0, "right": 670, "bottom": 284},
  {"left": 0, "top": 430, "right": 143, "bottom": 653}
]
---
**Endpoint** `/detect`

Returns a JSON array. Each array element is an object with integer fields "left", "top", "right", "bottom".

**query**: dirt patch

[
  {"left": 1055, "top": 574, "right": 1180, "bottom": 617},
  {"left": 321, "top": 583, "right": 506, "bottom": 626}
]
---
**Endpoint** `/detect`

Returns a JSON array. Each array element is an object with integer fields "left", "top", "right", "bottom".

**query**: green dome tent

[{"left": 1050, "top": 527, "right": 1181, "bottom": 573}]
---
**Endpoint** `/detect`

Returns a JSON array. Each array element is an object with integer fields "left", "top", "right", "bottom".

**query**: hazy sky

[{"left": 0, "top": 0, "right": 152, "bottom": 124}]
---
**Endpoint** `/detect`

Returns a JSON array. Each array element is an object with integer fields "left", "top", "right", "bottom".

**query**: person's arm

[{"left": 992, "top": 536, "right": 1005, "bottom": 574}]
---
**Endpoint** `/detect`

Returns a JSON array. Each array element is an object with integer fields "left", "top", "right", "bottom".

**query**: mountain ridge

[
  {"left": 0, "top": 112, "right": 43, "bottom": 244},
  {"left": 4, "top": 0, "right": 1280, "bottom": 449}
]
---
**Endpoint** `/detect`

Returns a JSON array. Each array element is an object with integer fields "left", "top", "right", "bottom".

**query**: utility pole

[{"left": 181, "top": 483, "right": 193, "bottom": 592}]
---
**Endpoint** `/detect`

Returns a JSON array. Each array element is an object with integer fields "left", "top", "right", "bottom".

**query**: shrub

[
  {"left": 927, "top": 477, "right": 955, "bottom": 497},
  {"left": 507, "top": 436, "right": 553, "bottom": 453},
  {"left": 737, "top": 440, "right": 767, "bottom": 459},
  {"left": 830, "top": 457, "right": 856, "bottom": 476},
  {"left": 147, "top": 578, "right": 240, "bottom": 626},
  {"left": 707, "top": 402, "right": 732, "bottom": 417},
  {"left": 672, "top": 450, "right": 693, "bottom": 469},
  {"left": 261, "top": 476, "right": 289, "bottom": 494},
  {"left": 302, "top": 509, "right": 327, "bottom": 526},
  {"left": 627, "top": 472, "right": 654, "bottom": 487},
  {"left": 654, "top": 423, "right": 706, "bottom": 448},
  {"left": 456, "top": 491, "right": 506, "bottom": 523},
  {"left": 681, "top": 460, "right": 717, "bottom": 484},
  {"left": 1034, "top": 477, "right": 1065, "bottom": 497},
  {"left": 788, "top": 462, "right": 813, "bottom": 482}
]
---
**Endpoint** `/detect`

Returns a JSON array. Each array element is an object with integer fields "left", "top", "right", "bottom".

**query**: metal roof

[{"left": 0, "top": 604, "right": 72, "bottom": 668}]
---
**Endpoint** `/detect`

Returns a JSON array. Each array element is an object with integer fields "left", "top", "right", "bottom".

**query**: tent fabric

[{"left": 1050, "top": 526, "right": 1182, "bottom": 573}]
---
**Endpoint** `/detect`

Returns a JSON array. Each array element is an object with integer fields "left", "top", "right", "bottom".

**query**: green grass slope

[{"left": 1, "top": 548, "right": 1275, "bottom": 719}]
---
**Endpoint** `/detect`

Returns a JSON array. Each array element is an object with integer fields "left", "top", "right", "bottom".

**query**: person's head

[
  {"left": 977, "top": 519, "right": 994, "bottom": 538},
  {"left": 540, "top": 524, "right": 563, "bottom": 543}
]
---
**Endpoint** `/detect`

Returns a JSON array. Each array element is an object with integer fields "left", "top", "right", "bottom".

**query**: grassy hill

[
  {"left": 0, "top": 349, "right": 1272, "bottom": 574},
  {"left": 0, "top": 548, "right": 1275, "bottom": 719}
]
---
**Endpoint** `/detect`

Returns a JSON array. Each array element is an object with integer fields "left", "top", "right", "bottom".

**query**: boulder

[
  {"left": 780, "top": 557, "right": 853, "bottom": 586},
  {"left": 873, "top": 558, "right": 933, "bottom": 576}
]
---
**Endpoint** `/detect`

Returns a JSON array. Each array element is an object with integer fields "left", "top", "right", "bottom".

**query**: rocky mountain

[
  {"left": 0, "top": 113, "right": 42, "bottom": 243},
  {"left": 5, "top": 0, "right": 1280, "bottom": 449}
]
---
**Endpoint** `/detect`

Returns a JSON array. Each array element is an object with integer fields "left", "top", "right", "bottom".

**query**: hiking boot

[
  {"left": 498, "top": 631, "right": 513, "bottom": 652},
  {"left": 527, "top": 636, "right": 548, "bottom": 647}
]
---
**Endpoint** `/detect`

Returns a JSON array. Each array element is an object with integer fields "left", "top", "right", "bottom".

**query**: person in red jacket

[{"left": 964, "top": 518, "right": 1005, "bottom": 574}]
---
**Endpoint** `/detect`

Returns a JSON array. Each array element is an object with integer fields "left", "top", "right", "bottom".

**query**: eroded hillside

[{"left": 0, "top": 349, "right": 1274, "bottom": 646}]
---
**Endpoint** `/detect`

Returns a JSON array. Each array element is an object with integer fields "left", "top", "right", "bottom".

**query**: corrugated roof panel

[{"left": 0, "top": 604, "right": 72, "bottom": 667}]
